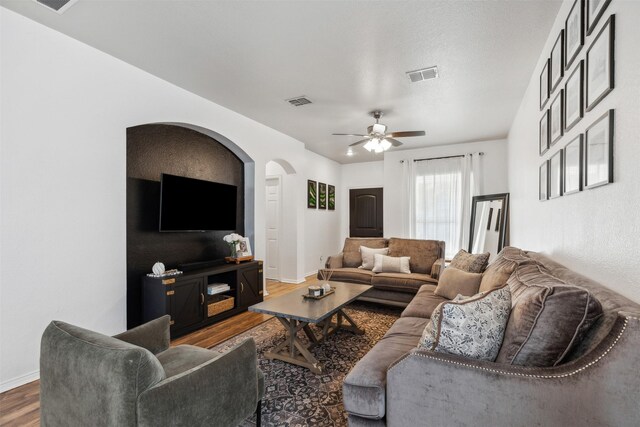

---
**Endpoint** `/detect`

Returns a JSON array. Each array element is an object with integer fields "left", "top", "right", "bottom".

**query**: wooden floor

[{"left": 0, "top": 278, "right": 311, "bottom": 426}]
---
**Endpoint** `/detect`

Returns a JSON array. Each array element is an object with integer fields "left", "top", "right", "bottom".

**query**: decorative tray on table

[{"left": 303, "top": 287, "right": 335, "bottom": 300}]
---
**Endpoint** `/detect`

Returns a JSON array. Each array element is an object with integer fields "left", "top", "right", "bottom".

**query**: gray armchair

[{"left": 40, "top": 315, "right": 264, "bottom": 427}]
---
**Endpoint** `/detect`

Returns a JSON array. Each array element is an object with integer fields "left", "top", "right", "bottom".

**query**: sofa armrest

[
  {"left": 137, "top": 338, "right": 260, "bottom": 427},
  {"left": 325, "top": 253, "right": 344, "bottom": 269},
  {"left": 386, "top": 313, "right": 640, "bottom": 427},
  {"left": 113, "top": 315, "right": 170, "bottom": 355},
  {"left": 430, "top": 258, "right": 445, "bottom": 280}
]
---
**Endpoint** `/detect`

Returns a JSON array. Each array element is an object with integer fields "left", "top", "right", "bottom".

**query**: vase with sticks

[{"left": 318, "top": 256, "right": 333, "bottom": 292}]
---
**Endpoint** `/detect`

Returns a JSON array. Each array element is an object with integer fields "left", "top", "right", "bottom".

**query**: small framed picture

[
  {"left": 319, "top": 182, "right": 327, "bottom": 209},
  {"left": 539, "top": 161, "right": 549, "bottom": 201},
  {"left": 540, "top": 59, "right": 550, "bottom": 110},
  {"left": 585, "top": 110, "right": 614, "bottom": 189},
  {"left": 549, "top": 150, "right": 563, "bottom": 199},
  {"left": 307, "top": 180, "right": 317, "bottom": 208},
  {"left": 565, "top": 0, "right": 584, "bottom": 70},
  {"left": 550, "top": 30, "right": 564, "bottom": 92},
  {"left": 236, "top": 237, "right": 252, "bottom": 257},
  {"left": 550, "top": 90, "right": 564, "bottom": 146},
  {"left": 564, "top": 61, "right": 584, "bottom": 132},
  {"left": 539, "top": 110, "right": 550, "bottom": 155},
  {"left": 586, "top": 15, "right": 614, "bottom": 111},
  {"left": 328, "top": 185, "right": 336, "bottom": 210},
  {"left": 563, "top": 135, "right": 583, "bottom": 195},
  {"left": 587, "top": 0, "right": 612, "bottom": 35}
]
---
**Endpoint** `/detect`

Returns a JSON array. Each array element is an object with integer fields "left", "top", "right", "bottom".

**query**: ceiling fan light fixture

[
  {"left": 363, "top": 138, "right": 379, "bottom": 152},
  {"left": 380, "top": 139, "right": 392, "bottom": 151}
]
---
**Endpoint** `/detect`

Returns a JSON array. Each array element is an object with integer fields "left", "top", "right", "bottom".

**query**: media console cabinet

[{"left": 142, "top": 260, "right": 263, "bottom": 338}]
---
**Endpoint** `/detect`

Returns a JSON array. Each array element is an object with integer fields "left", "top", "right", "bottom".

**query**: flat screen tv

[{"left": 159, "top": 173, "right": 237, "bottom": 231}]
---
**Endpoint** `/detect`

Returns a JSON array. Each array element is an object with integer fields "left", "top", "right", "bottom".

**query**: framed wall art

[
  {"left": 550, "top": 30, "right": 564, "bottom": 92},
  {"left": 550, "top": 90, "right": 564, "bottom": 146},
  {"left": 539, "top": 109, "right": 550, "bottom": 155},
  {"left": 540, "top": 58, "right": 550, "bottom": 110},
  {"left": 564, "top": 60, "right": 584, "bottom": 132},
  {"left": 307, "top": 180, "right": 317, "bottom": 208},
  {"left": 565, "top": 0, "right": 584, "bottom": 70},
  {"left": 563, "top": 134, "right": 583, "bottom": 195},
  {"left": 539, "top": 160, "right": 549, "bottom": 201},
  {"left": 587, "top": 0, "right": 612, "bottom": 35},
  {"left": 586, "top": 15, "right": 614, "bottom": 111},
  {"left": 328, "top": 185, "right": 335, "bottom": 210},
  {"left": 585, "top": 110, "right": 614, "bottom": 189},
  {"left": 319, "top": 182, "right": 327, "bottom": 209},
  {"left": 549, "top": 150, "right": 563, "bottom": 199}
]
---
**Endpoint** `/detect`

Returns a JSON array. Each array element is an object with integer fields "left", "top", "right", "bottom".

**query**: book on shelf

[{"left": 207, "top": 283, "right": 230, "bottom": 295}]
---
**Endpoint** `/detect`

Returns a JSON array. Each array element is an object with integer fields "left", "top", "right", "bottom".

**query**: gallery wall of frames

[
  {"left": 538, "top": 0, "right": 615, "bottom": 201},
  {"left": 307, "top": 179, "right": 336, "bottom": 210}
]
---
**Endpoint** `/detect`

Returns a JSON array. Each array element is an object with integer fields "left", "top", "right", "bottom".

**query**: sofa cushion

[
  {"left": 342, "top": 238, "right": 388, "bottom": 268},
  {"left": 434, "top": 267, "right": 482, "bottom": 300},
  {"left": 372, "top": 254, "right": 411, "bottom": 274},
  {"left": 360, "top": 246, "right": 389, "bottom": 270},
  {"left": 156, "top": 345, "right": 220, "bottom": 378},
  {"left": 449, "top": 249, "right": 490, "bottom": 273},
  {"left": 496, "top": 263, "right": 603, "bottom": 367},
  {"left": 479, "top": 246, "right": 536, "bottom": 293},
  {"left": 343, "top": 316, "right": 428, "bottom": 420},
  {"left": 401, "top": 285, "right": 446, "bottom": 318},
  {"left": 418, "top": 286, "right": 512, "bottom": 361},
  {"left": 371, "top": 272, "right": 437, "bottom": 294},
  {"left": 324, "top": 267, "right": 374, "bottom": 285},
  {"left": 387, "top": 238, "right": 443, "bottom": 275}
]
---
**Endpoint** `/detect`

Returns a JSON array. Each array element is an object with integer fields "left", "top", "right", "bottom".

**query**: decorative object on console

[
  {"left": 550, "top": 30, "right": 564, "bottom": 92},
  {"left": 563, "top": 134, "right": 584, "bottom": 195},
  {"left": 448, "top": 249, "right": 490, "bottom": 273},
  {"left": 418, "top": 285, "right": 511, "bottom": 361},
  {"left": 223, "top": 233, "right": 243, "bottom": 258},
  {"left": 328, "top": 185, "right": 335, "bottom": 210},
  {"left": 152, "top": 261, "right": 165, "bottom": 275},
  {"left": 565, "top": 0, "right": 584, "bottom": 70},
  {"left": 433, "top": 267, "right": 482, "bottom": 300},
  {"left": 539, "top": 161, "right": 549, "bottom": 201},
  {"left": 550, "top": 90, "right": 564, "bottom": 145},
  {"left": 549, "top": 150, "right": 563, "bottom": 199},
  {"left": 539, "top": 109, "right": 550, "bottom": 155},
  {"left": 237, "top": 237, "right": 252, "bottom": 257},
  {"left": 319, "top": 182, "right": 327, "bottom": 209},
  {"left": 146, "top": 269, "right": 183, "bottom": 278},
  {"left": 359, "top": 245, "right": 389, "bottom": 270},
  {"left": 372, "top": 254, "right": 411, "bottom": 274},
  {"left": 585, "top": 109, "right": 614, "bottom": 189},
  {"left": 587, "top": 0, "right": 612, "bottom": 35},
  {"left": 307, "top": 180, "right": 317, "bottom": 208},
  {"left": 564, "top": 60, "right": 584, "bottom": 132},
  {"left": 586, "top": 15, "right": 614, "bottom": 111}
]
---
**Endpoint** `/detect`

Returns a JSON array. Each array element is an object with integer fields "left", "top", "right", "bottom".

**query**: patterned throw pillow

[
  {"left": 449, "top": 249, "right": 490, "bottom": 273},
  {"left": 371, "top": 254, "right": 411, "bottom": 274},
  {"left": 418, "top": 286, "right": 512, "bottom": 361},
  {"left": 359, "top": 246, "right": 390, "bottom": 270}
]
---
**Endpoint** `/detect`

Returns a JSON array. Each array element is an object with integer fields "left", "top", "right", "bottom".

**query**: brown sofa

[
  {"left": 318, "top": 237, "right": 446, "bottom": 307},
  {"left": 343, "top": 247, "right": 640, "bottom": 426}
]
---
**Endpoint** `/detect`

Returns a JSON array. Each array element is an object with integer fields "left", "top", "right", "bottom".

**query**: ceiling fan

[{"left": 332, "top": 111, "right": 425, "bottom": 153}]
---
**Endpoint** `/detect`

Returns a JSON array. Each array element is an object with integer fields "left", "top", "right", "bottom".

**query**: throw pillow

[
  {"left": 418, "top": 286, "right": 512, "bottom": 361},
  {"left": 434, "top": 267, "right": 482, "bottom": 300},
  {"left": 449, "top": 249, "right": 490, "bottom": 273},
  {"left": 495, "top": 263, "right": 603, "bottom": 367},
  {"left": 479, "top": 246, "right": 536, "bottom": 293},
  {"left": 372, "top": 254, "right": 411, "bottom": 274},
  {"left": 359, "top": 246, "right": 389, "bottom": 270}
]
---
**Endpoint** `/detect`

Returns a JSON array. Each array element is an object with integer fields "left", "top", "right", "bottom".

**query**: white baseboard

[
  {"left": 278, "top": 277, "right": 306, "bottom": 284},
  {"left": 305, "top": 270, "right": 318, "bottom": 279},
  {"left": 0, "top": 370, "right": 39, "bottom": 393}
]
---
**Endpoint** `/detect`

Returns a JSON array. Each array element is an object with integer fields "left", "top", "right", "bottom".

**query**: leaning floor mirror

[{"left": 468, "top": 193, "right": 509, "bottom": 261}]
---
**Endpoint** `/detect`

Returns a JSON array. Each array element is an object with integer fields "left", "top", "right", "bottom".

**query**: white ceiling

[{"left": 1, "top": 0, "right": 561, "bottom": 164}]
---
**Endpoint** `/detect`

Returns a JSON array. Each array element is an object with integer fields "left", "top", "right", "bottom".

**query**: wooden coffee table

[{"left": 248, "top": 281, "right": 371, "bottom": 374}]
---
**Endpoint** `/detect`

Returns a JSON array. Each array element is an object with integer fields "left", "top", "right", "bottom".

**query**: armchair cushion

[
  {"left": 114, "top": 315, "right": 170, "bottom": 355},
  {"left": 156, "top": 345, "right": 220, "bottom": 378}
]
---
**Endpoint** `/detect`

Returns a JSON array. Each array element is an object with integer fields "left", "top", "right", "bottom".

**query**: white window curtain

[{"left": 409, "top": 154, "right": 480, "bottom": 259}]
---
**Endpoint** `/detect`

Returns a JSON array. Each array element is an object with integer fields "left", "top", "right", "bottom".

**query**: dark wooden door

[
  {"left": 238, "top": 266, "right": 262, "bottom": 307},
  {"left": 169, "top": 277, "right": 204, "bottom": 331},
  {"left": 349, "top": 188, "right": 383, "bottom": 237}
]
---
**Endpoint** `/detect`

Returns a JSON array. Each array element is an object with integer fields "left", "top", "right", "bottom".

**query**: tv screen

[{"left": 159, "top": 173, "right": 237, "bottom": 231}]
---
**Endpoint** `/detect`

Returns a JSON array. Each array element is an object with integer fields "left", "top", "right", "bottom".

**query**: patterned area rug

[{"left": 208, "top": 302, "right": 401, "bottom": 427}]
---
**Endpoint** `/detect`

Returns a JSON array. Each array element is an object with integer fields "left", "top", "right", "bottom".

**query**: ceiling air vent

[
  {"left": 406, "top": 66, "right": 439, "bottom": 83},
  {"left": 34, "top": 0, "right": 79, "bottom": 14},
  {"left": 286, "top": 96, "right": 312, "bottom": 107}
]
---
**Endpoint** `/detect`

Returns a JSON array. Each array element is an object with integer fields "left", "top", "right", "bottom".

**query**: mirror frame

[{"left": 468, "top": 193, "right": 509, "bottom": 254}]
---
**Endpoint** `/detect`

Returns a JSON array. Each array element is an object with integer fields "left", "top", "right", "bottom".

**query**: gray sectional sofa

[{"left": 343, "top": 248, "right": 640, "bottom": 427}]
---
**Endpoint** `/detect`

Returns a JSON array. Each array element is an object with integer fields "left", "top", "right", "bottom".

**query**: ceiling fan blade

[
  {"left": 332, "top": 133, "right": 368, "bottom": 137},
  {"left": 348, "top": 138, "right": 370, "bottom": 147},
  {"left": 387, "top": 131, "right": 426, "bottom": 138},
  {"left": 386, "top": 138, "right": 404, "bottom": 147}
]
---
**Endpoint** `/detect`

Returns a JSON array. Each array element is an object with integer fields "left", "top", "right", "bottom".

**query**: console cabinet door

[
  {"left": 238, "top": 267, "right": 262, "bottom": 308},
  {"left": 169, "top": 277, "right": 204, "bottom": 332}
]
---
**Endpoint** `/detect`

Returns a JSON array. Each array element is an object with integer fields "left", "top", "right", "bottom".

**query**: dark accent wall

[{"left": 127, "top": 124, "right": 244, "bottom": 328}]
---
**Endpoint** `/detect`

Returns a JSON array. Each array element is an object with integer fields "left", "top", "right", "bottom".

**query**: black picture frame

[
  {"left": 307, "top": 180, "right": 317, "bottom": 208},
  {"left": 539, "top": 161, "right": 549, "bottom": 201},
  {"left": 585, "top": 109, "right": 614, "bottom": 189},
  {"left": 565, "top": 0, "right": 584, "bottom": 70},
  {"left": 549, "top": 150, "right": 564, "bottom": 199},
  {"left": 539, "top": 109, "right": 550, "bottom": 156},
  {"left": 328, "top": 185, "right": 335, "bottom": 210},
  {"left": 586, "top": 15, "right": 615, "bottom": 112},
  {"left": 318, "top": 182, "right": 327, "bottom": 209},
  {"left": 564, "top": 60, "right": 584, "bottom": 132},
  {"left": 563, "top": 134, "right": 584, "bottom": 195},
  {"left": 540, "top": 58, "right": 550, "bottom": 110},
  {"left": 550, "top": 30, "right": 564, "bottom": 92},
  {"left": 587, "top": 0, "right": 612, "bottom": 35},
  {"left": 550, "top": 90, "right": 564, "bottom": 146}
]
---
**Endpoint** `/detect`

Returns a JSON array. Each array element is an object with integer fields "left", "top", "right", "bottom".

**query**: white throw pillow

[
  {"left": 418, "top": 286, "right": 512, "bottom": 361},
  {"left": 372, "top": 254, "right": 411, "bottom": 274},
  {"left": 359, "top": 246, "right": 389, "bottom": 270}
]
